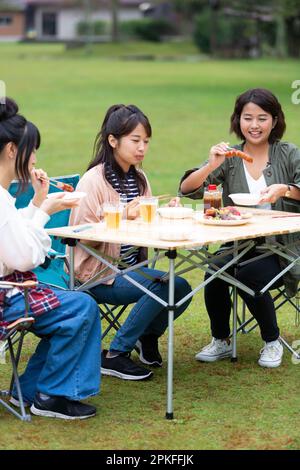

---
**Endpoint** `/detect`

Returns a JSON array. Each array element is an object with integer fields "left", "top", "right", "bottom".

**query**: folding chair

[
  {"left": 9, "top": 174, "right": 131, "bottom": 342},
  {"left": 0, "top": 280, "right": 36, "bottom": 421},
  {"left": 2, "top": 176, "right": 79, "bottom": 384},
  {"left": 9, "top": 174, "right": 80, "bottom": 288},
  {"left": 232, "top": 285, "right": 300, "bottom": 360}
]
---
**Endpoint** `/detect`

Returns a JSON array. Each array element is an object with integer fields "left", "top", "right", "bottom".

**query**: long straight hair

[
  {"left": 0, "top": 97, "right": 41, "bottom": 192},
  {"left": 87, "top": 104, "right": 152, "bottom": 194}
]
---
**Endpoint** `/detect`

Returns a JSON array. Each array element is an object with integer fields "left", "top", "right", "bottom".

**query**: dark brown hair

[
  {"left": 87, "top": 104, "right": 152, "bottom": 195},
  {"left": 0, "top": 97, "right": 41, "bottom": 190},
  {"left": 230, "top": 88, "right": 286, "bottom": 144}
]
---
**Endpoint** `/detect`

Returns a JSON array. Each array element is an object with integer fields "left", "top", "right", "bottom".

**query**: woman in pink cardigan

[{"left": 70, "top": 104, "right": 192, "bottom": 381}]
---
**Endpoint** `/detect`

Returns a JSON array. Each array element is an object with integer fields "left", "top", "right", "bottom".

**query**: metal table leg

[
  {"left": 166, "top": 249, "right": 176, "bottom": 419},
  {"left": 231, "top": 241, "right": 238, "bottom": 362}
]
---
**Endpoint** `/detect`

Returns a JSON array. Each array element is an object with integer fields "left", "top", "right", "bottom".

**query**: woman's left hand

[
  {"left": 167, "top": 197, "right": 181, "bottom": 207},
  {"left": 259, "top": 184, "right": 287, "bottom": 204},
  {"left": 31, "top": 168, "right": 49, "bottom": 207}
]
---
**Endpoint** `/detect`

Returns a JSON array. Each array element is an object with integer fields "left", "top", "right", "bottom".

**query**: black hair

[
  {"left": 230, "top": 88, "right": 286, "bottom": 144},
  {"left": 0, "top": 97, "right": 41, "bottom": 191},
  {"left": 87, "top": 104, "right": 152, "bottom": 195}
]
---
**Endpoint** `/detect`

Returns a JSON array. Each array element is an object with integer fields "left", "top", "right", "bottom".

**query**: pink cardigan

[{"left": 69, "top": 164, "right": 151, "bottom": 284}]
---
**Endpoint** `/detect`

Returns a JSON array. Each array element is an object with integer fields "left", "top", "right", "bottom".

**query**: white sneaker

[
  {"left": 195, "top": 337, "right": 232, "bottom": 362},
  {"left": 9, "top": 396, "right": 30, "bottom": 408},
  {"left": 258, "top": 340, "right": 283, "bottom": 368}
]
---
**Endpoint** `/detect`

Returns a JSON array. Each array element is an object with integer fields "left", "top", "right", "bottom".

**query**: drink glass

[
  {"left": 102, "top": 202, "right": 123, "bottom": 230},
  {"left": 139, "top": 197, "right": 158, "bottom": 223}
]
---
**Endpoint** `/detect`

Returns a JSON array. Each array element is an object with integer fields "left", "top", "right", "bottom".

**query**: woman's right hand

[
  {"left": 40, "top": 194, "right": 80, "bottom": 215},
  {"left": 208, "top": 142, "right": 229, "bottom": 170},
  {"left": 125, "top": 197, "right": 140, "bottom": 220}
]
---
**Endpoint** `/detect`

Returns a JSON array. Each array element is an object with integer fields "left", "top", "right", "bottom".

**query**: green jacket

[{"left": 179, "top": 141, "right": 300, "bottom": 297}]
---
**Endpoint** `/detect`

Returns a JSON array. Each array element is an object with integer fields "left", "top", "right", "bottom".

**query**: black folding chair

[{"left": 232, "top": 285, "right": 300, "bottom": 360}]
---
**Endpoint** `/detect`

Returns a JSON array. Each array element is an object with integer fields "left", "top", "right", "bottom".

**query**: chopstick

[
  {"left": 48, "top": 180, "right": 64, "bottom": 191},
  {"left": 271, "top": 214, "right": 300, "bottom": 218},
  {"left": 39, "top": 176, "right": 74, "bottom": 192},
  {"left": 156, "top": 194, "right": 173, "bottom": 201},
  {"left": 39, "top": 175, "right": 63, "bottom": 191}
]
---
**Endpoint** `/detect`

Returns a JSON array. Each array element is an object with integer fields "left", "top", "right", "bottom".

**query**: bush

[
  {"left": 77, "top": 20, "right": 107, "bottom": 37},
  {"left": 193, "top": 8, "right": 262, "bottom": 57},
  {"left": 120, "top": 18, "right": 176, "bottom": 42},
  {"left": 193, "top": 9, "right": 211, "bottom": 54}
]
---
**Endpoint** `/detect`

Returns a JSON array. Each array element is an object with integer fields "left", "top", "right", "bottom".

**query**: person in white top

[
  {"left": 180, "top": 88, "right": 300, "bottom": 368},
  {"left": 0, "top": 97, "right": 101, "bottom": 419}
]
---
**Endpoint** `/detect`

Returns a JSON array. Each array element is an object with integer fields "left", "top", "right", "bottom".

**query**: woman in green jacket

[{"left": 180, "top": 88, "right": 300, "bottom": 368}]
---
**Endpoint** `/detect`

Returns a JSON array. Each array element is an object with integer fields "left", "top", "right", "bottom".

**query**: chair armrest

[
  {"left": 6, "top": 317, "right": 35, "bottom": 331},
  {"left": 48, "top": 248, "right": 66, "bottom": 259},
  {"left": 0, "top": 280, "right": 38, "bottom": 289}
]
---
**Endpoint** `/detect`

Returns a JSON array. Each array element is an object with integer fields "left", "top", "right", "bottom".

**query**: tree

[{"left": 111, "top": 0, "right": 119, "bottom": 42}]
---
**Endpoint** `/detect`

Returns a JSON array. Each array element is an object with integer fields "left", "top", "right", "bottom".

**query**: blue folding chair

[
  {"left": 1, "top": 175, "right": 81, "bottom": 420},
  {"left": 9, "top": 174, "right": 80, "bottom": 289},
  {"left": 9, "top": 176, "right": 138, "bottom": 347}
]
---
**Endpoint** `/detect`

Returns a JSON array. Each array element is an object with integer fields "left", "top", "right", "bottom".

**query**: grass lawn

[{"left": 0, "top": 43, "right": 299, "bottom": 450}]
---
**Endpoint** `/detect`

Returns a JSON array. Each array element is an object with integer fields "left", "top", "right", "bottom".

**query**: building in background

[
  {"left": 0, "top": 0, "right": 146, "bottom": 41},
  {"left": 0, "top": 0, "right": 26, "bottom": 41}
]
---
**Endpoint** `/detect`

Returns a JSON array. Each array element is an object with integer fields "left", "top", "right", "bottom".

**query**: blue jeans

[
  {"left": 4, "top": 289, "right": 101, "bottom": 404},
  {"left": 90, "top": 267, "right": 192, "bottom": 353}
]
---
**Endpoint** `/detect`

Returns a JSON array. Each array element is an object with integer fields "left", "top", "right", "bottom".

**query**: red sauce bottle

[{"left": 203, "top": 184, "right": 222, "bottom": 212}]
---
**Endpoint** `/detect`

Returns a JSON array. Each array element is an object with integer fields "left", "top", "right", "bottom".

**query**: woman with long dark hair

[
  {"left": 70, "top": 104, "right": 192, "bottom": 381},
  {"left": 0, "top": 97, "right": 101, "bottom": 419},
  {"left": 180, "top": 88, "right": 300, "bottom": 368}
]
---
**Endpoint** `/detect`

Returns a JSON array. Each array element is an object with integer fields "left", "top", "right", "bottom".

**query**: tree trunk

[
  {"left": 111, "top": 0, "right": 119, "bottom": 43},
  {"left": 275, "top": 9, "right": 287, "bottom": 57}
]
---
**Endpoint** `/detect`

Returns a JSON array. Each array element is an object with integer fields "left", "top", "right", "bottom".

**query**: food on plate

[{"left": 204, "top": 206, "right": 246, "bottom": 221}]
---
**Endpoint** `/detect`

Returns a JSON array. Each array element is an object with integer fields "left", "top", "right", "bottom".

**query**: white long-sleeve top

[{"left": 0, "top": 183, "right": 51, "bottom": 279}]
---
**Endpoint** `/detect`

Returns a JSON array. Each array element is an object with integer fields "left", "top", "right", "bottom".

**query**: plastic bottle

[{"left": 203, "top": 184, "right": 222, "bottom": 212}]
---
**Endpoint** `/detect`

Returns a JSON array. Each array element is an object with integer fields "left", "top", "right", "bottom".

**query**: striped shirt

[{"left": 106, "top": 166, "right": 140, "bottom": 268}]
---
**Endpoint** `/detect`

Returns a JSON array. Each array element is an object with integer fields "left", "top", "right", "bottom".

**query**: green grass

[{"left": 0, "top": 43, "right": 300, "bottom": 450}]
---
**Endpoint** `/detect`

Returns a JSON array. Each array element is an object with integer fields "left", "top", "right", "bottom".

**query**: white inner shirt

[{"left": 243, "top": 161, "right": 272, "bottom": 210}]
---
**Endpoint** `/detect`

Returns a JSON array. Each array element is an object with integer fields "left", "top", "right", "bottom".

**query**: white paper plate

[
  {"left": 229, "top": 193, "right": 261, "bottom": 206},
  {"left": 202, "top": 218, "right": 250, "bottom": 226},
  {"left": 157, "top": 207, "right": 194, "bottom": 219},
  {"left": 47, "top": 191, "right": 87, "bottom": 200}
]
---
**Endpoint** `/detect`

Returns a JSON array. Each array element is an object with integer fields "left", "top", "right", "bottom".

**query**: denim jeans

[
  {"left": 90, "top": 267, "right": 192, "bottom": 353},
  {"left": 4, "top": 289, "right": 101, "bottom": 404}
]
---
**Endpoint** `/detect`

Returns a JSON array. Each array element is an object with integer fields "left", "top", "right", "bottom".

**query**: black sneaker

[
  {"left": 136, "top": 334, "right": 163, "bottom": 367},
  {"left": 101, "top": 350, "right": 153, "bottom": 381},
  {"left": 30, "top": 392, "right": 96, "bottom": 420}
]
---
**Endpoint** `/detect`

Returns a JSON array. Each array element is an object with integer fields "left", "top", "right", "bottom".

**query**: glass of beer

[
  {"left": 103, "top": 202, "right": 123, "bottom": 230},
  {"left": 139, "top": 197, "right": 158, "bottom": 223}
]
